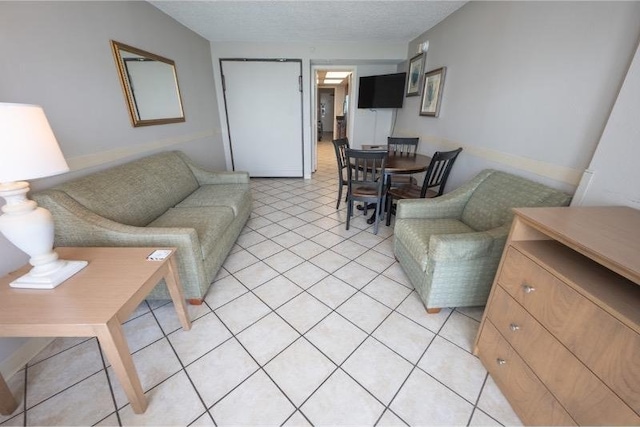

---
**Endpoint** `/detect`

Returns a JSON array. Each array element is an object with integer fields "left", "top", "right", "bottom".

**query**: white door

[{"left": 221, "top": 60, "right": 303, "bottom": 177}]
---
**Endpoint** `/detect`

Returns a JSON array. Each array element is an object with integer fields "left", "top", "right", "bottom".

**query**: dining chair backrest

[
  {"left": 346, "top": 148, "right": 387, "bottom": 190},
  {"left": 420, "top": 147, "right": 463, "bottom": 197},
  {"left": 331, "top": 138, "right": 350, "bottom": 209},
  {"left": 332, "top": 138, "right": 349, "bottom": 176},
  {"left": 345, "top": 148, "right": 388, "bottom": 234},
  {"left": 387, "top": 137, "right": 419, "bottom": 157}
]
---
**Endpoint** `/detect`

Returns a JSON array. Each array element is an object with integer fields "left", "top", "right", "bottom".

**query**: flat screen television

[{"left": 357, "top": 72, "right": 406, "bottom": 109}]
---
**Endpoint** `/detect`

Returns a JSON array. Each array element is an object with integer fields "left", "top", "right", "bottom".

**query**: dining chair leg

[
  {"left": 385, "top": 194, "right": 393, "bottom": 226},
  {"left": 373, "top": 197, "right": 383, "bottom": 234},
  {"left": 336, "top": 184, "right": 343, "bottom": 209},
  {"left": 346, "top": 198, "right": 352, "bottom": 230}
]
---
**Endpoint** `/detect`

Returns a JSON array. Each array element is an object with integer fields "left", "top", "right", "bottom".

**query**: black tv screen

[{"left": 357, "top": 72, "right": 406, "bottom": 109}]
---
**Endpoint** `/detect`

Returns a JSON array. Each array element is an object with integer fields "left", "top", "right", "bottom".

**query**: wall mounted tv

[{"left": 357, "top": 72, "right": 406, "bottom": 109}]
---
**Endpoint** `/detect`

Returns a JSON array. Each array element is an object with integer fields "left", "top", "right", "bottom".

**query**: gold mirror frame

[{"left": 110, "top": 40, "right": 185, "bottom": 127}]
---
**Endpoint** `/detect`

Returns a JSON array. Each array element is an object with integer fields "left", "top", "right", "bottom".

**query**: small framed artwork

[
  {"left": 420, "top": 67, "right": 447, "bottom": 117},
  {"left": 406, "top": 53, "right": 425, "bottom": 97}
]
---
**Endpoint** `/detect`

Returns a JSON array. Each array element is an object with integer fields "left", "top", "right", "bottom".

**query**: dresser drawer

[
  {"left": 477, "top": 320, "right": 576, "bottom": 426},
  {"left": 498, "top": 246, "right": 640, "bottom": 413},
  {"left": 487, "top": 286, "right": 640, "bottom": 425}
]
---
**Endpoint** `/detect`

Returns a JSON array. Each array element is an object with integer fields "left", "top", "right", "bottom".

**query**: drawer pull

[
  {"left": 522, "top": 284, "right": 536, "bottom": 293},
  {"left": 509, "top": 323, "right": 520, "bottom": 331},
  {"left": 496, "top": 358, "right": 507, "bottom": 366}
]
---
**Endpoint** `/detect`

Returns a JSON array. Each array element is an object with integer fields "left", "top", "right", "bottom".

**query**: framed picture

[
  {"left": 406, "top": 53, "right": 425, "bottom": 97},
  {"left": 420, "top": 67, "right": 447, "bottom": 117}
]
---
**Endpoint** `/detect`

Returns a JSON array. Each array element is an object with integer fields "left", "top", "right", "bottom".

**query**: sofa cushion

[
  {"left": 394, "top": 218, "right": 475, "bottom": 270},
  {"left": 461, "top": 171, "right": 571, "bottom": 231},
  {"left": 54, "top": 152, "right": 200, "bottom": 227},
  {"left": 148, "top": 206, "right": 235, "bottom": 260},
  {"left": 176, "top": 184, "right": 251, "bottom": 217}
]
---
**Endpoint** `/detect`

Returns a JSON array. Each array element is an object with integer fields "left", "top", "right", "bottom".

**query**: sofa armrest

[
  {"left": 429, "top": 223, "right": 511, "bottom": 261},
  {"left": 176, "top": 152, "right": 250, "bottom": 184},
  {"left": 396, "top": 169, "right": 495, "bottom": 220}
]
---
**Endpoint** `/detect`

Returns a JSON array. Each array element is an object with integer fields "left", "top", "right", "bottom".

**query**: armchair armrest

[
  {"left": 396, "top": 194, "right": 468, "bottom": 220},
  {"left": 429, "top": 223, "right": 511, "bottom": 261}
]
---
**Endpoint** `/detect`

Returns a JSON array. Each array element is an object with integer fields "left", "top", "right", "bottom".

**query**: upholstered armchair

[{"left": 393, "top": 169, "right": 572, "bottom": 313}]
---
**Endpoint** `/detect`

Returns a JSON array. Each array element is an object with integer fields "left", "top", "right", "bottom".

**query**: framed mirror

[{"left": 110, "top": 40, "right": 185, "bottom": 127}]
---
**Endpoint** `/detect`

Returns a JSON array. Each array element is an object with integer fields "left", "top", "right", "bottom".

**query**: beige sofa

[{"left": 33, "top": 151, "right": 251, "bottom": 303}]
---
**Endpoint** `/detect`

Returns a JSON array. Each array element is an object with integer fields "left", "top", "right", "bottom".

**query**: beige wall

[
  {"left": 0, "top": 0, "right": 222, "bottom": 368},
  {"left": 395, "top": 1, "right": 640, "bottom": 192}
]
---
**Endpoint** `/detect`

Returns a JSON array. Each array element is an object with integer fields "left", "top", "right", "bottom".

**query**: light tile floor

[{"left": 0, "top": 141, "right": 522, "bottom": 426}]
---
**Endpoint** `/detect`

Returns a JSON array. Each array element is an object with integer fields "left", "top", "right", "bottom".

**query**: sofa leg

[
  {"left": 187, "top": 298, "right": 204, "bottom": 306},
  {"left": 426, "top": 307, "right": 441, "bottom": 314}
]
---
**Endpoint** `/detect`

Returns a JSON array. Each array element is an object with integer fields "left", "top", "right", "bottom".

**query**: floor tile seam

[
  {"left": 290, "top": 363, "right": 342, "bottom": 416},
  {"left": 467, "top": 374, "right": 508, "bottom": 427},
  {"left": 147, "top": 307, "right": 218, "bottom": 424},
  {"left": 392, "top": 295, "right": 455, "bottom": 337},
  {"left": 157, "top": 307, "right": 214, "bottom": 336},
  {"left": 187, "top": 410, "right": 216, "bottom": 427},
  {"left": 432, "top": 332, "right": 481, "bottom": 359},
  {"left": 23, "top": 369, "right": 109, "bottom": 415},
  {"left": 274, "top": 289, "right": 334, "bottom": 335},
  {"left": 95, "top": 336, "right": 123, "bottom": 427},
  {"left": 223, "top": 255, "right": 262, "bottom": 276},
  {"left": 379, "top": 330, "right": 440, "bottom": 427},
  {"left": 281, "top": 408, "right": 314, "bottom": 427},
  {"left": 244, "top": 241, "right": 288, "bottom": 261},
  {"left": 248, "top": 281, "right": 306, "bottom": 313},
  {"left": 0, "top": 409, "right": 24, "bottom": 427},
  {"left": 351, "top": 258, "right": 408, "bottom": 287},
  {"left": 374, "top": 407, "right": 410, "bottom": 427},
  {"left": 453, "top": 307, "right": 484, "bottom": 324},
  {"left": 25, "top": 337, "right": 94, "bottom": 369},
  {"left": 411, "top": 360, "right": 487, "bottom": 409},
  {"left": 202, "top": 345, "right": 286, "bottom": 419}
]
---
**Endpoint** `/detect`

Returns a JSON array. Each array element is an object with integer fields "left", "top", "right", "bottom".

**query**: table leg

[
  {"left": 96, "top": 318, "right": 147, "bottom": 414},
  {"left": 0, "top": 374, "right": 18, "bottom": 416},
  {"left": 164, "top": 256, "right": 191, "bottom": 331}
]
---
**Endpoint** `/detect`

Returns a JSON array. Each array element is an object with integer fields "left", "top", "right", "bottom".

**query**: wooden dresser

[{"left": 474, "top": 206, "right": 640, "bottom": 426}]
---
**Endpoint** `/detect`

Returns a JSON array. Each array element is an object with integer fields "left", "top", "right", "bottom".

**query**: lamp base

[{"left": 10, "top": 260, "right": 88, "bottom": 289}]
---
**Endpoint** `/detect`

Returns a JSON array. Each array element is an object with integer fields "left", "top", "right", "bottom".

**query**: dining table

[{"left": 358, "top": 145, "right": 432, "bottom": 224}]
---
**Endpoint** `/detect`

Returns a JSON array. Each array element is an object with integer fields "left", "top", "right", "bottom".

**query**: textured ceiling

[{"left": 149, "top": 1, "right": 466, "bottom": 43}]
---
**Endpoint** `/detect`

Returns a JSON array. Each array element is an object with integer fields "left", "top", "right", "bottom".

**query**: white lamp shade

[{"left": 0, "top": 103, "right": 69, "bottom": 183}]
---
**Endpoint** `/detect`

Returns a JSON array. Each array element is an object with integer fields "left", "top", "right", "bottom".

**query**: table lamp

[{"left": 0, "top": 103, "right": 87, "bottom": 289}]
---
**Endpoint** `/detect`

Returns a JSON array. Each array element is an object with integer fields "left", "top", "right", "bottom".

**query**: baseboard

[{"left": 0, "top": 338, "right": 54, "bottom": 379}]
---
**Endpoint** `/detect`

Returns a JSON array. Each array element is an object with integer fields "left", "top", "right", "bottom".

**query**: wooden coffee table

[{"left": 0, "top": 247, "right": 191, "bottom": 415}]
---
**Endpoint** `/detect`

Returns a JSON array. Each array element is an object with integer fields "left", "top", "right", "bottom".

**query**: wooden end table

[{"left": 0, "top": 247, "right": 191, "bottom": 415}]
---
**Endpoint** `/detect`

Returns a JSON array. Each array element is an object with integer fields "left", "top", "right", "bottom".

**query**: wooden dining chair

[
  {"left": 387, "top": 137, "right": 420, "bottom": 188},
  {"left": 331, "top": 138, "right": 349, "bottom": 209},
  {"left": 386, "top": 147, "right": 463, "bottom": 226},
  {"left": 346, "top": 148, "right": 387, "bottom": 234}
]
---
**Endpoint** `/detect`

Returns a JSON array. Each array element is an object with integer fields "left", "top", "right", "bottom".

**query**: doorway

[
  {"left": 317, "top": 88, "right": 335, "bottom": 141},
  {"left": 312, "top": 68, "right": 353, "bottom": 172}
]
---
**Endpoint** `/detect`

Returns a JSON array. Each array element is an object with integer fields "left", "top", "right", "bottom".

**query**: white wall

[
  {"left": 574, "top": 40, "right": 640, "bottom": 208},
  {"left": 0, "top": 1, "right": 222, "bottom": 374},
  {"left": 394, "top": 1, "right": 640, "bottom": 193},
  {"left": 209, "top": 41, "right": 406, "bottom": 178}
]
